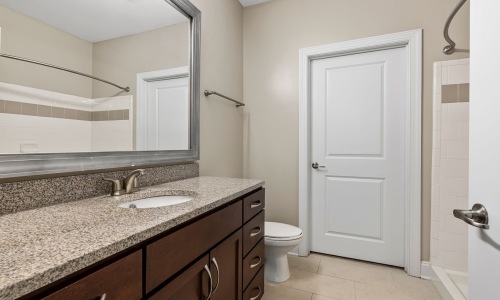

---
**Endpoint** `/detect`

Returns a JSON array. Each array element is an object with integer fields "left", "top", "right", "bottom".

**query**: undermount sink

[{"left": 118, "top": 195, "right": 194, "bottom": 209}]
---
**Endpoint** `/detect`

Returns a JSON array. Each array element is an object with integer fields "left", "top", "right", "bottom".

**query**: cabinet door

[
  {"left": 146, "top": 201, "right": 242, "bottom": 292},
  {"left": 149, "top": 255, "right": 211, "bottom": 300},
  {"left": 210, "top": 229, "right": 242, "bottom": 300}
]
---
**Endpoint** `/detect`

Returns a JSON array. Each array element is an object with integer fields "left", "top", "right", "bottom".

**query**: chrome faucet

[{"left": 103, "top": 169, "right": 145, "bottom": 196}]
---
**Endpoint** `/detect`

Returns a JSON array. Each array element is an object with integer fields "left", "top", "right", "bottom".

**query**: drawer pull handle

[
  {"left": 211, "top": 257, "right": 220, "bottom": 294},
  {"left": 250, "top": 256, "right": 262, "bottom": 269},
  {"left": 250, "top": 226, "right": 261, "bottom": 237},
  {"left": 203, "top": 265, "right": 213, "bottom": 300},
  {"left": 250, "top": 200, "right": 262, "bottom": 209},
  {"left": 100, "top": 294, "right": 107, "bottom": 300},
  {"left": 249, "top": 286, "right": 262, "bottom": 300}
]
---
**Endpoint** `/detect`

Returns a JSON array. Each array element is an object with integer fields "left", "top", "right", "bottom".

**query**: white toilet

[{"left": 264, "top": 222, "right": 303, "bottom": 282}]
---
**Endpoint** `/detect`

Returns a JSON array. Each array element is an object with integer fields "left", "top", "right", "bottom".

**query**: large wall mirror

[{"left": 0, "top": 0, "right": 200, "bottom": 179}]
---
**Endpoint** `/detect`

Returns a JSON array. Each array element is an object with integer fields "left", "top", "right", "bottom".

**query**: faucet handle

[
  {"left": 132, "top": 172, "right": 144, "bottom": 189},
  {"left": 103, "top": 177, "right": 125, "bottom": 196}
]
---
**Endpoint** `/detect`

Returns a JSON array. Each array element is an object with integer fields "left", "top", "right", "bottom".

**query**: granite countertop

[{"left": 0, "top": 176, "right": 264, "bottom": 299}]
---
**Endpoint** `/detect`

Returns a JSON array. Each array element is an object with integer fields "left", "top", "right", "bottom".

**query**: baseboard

[{"left": 420, "top": 261, "right": 432, "bottom": 280}]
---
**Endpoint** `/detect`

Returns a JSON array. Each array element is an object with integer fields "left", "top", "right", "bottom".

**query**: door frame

[
  {"left": 298, "top": 29, "right": 422, "bottom": 276},
  {"left": 136, "top": 66, "right": 189, "bottom": 150}
]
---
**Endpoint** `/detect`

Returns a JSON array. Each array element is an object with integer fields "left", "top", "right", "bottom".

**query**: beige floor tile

[
  {"left": 288, "top": 254, "right": 321, "bottom": 273},
  {"left": 312, "top": 294, "right": 340, "bottom": 300},
  {"left": 391, "top": 270, "right": 442, "bottom": 300},
  {"left": 317, "top": 256, "right": 396, "bottom": 288},
  {"left": 279, "top": 269, "right": 356, "bottom": 300},
  {"left": 355, "top": 282, "right": 416, "bottom": 300},
  {"left": 261, "top": 283, "right": 313, "bottom": 300}
]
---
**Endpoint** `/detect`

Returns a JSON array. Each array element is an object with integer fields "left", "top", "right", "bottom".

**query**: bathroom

[{"left": 0, "top": 0, "right": 498, "bottom": 299}]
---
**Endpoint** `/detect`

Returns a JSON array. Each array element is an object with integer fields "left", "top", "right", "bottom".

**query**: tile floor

[{"left": 261, "top": 253, "right": 442, "bottom": 300}]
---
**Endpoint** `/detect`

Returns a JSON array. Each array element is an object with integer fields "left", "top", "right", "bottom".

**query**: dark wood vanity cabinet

[
  {"left": 241, "top": 189, "right": 265, "bottom": 300},
  {"left": 42, "top": 251, "right": 142, "bottom": 300},
  {"left": 23, "top": 188, "right": 265, "bottom": 300}
]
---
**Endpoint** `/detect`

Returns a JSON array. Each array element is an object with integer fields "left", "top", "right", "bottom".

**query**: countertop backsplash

[{"left": 0, "top": 163, "right": 199, "bottom": 215}]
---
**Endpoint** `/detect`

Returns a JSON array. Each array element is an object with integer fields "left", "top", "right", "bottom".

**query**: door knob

[
  {"left": 312, "top": 162, "right": 325, "bottom": 169},
  {"left": 453, "top": 203, "right": 489, "bottom": 229}
]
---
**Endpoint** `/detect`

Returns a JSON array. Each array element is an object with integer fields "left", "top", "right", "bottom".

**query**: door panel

[
  {"left": 325, "top": 176, "right": 383, "bottom": 239},
  {"left": 149, "top": 255, "right": 210, "bottom": 300},
  {"left": 311, "top": 47, "right": 406, "bottom": 266},
  {"left": 210, "top": 229, "right": 242, "bottom": 300},
  {"left": 469, "top": 1, "right": 500, "bottom": 298},
  {"left": 325, "top": 62, "right": 384, "bottom": 156},
  {"left": 144, "top": 76, "right": 189, "bottom": 150}
]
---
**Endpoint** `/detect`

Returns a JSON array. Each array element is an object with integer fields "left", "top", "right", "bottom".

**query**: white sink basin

[{"left": 118, "top": 195, "right": 194, "bottom": 209}]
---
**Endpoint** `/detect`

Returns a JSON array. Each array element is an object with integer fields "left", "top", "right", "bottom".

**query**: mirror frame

[{"left": 0, "top": 0, "right": 201, "bottom": 180}]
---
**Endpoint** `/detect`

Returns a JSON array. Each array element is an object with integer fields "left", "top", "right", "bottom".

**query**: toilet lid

[{"left": 265, "top": 222, "right": 303, "bottom": 239}]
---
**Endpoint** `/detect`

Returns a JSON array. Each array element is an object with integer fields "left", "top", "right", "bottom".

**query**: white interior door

[
  {"left": 310, "top": 47, "right": 406, "bottom": 266},
  {"left": 145, "top": 77, "right": 190, "bottom": 150},
  {"left": 468, "top": 1, "right": 500, "bottom": 298}
]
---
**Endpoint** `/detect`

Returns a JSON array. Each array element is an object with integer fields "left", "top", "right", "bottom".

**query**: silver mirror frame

[{"left": 0, "top": 0, "right": 201, "bottom": 180}]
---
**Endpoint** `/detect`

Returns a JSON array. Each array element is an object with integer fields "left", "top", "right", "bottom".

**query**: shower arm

[{"left": 443, "top": 0, "right": 468, "bottom": 55}]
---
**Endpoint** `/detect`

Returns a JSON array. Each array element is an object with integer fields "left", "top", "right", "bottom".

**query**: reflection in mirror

[{"left": 0, "top": 0, "right": 190, "bottom": 154}]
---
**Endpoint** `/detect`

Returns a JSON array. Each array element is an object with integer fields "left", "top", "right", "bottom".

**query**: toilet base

[{"left": 264, "top": 250, "right": 291, "bottom": 282}]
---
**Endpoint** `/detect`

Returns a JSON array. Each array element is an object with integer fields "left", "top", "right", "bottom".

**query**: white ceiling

[
  {"left": 239, "top": 0, "right": 272, "bottom": 7},
  {"left": 0, "top": 0, "right": 188, "bottom": 43}
]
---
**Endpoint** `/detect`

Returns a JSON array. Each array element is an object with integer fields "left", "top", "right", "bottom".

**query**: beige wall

[
  {"left": 92, "top": 22, "right": 189, "bottom": 98},
  {"left": 243, "top": 0, "right": 470, "bottom": 261},
  {"left": 191, "top": 0, "right": 244, "bottom": 178},
  {"left": 0, "top": 5, "right": 92, "bottom": 98}
]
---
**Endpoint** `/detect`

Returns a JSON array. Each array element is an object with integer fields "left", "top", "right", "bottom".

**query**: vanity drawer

[
  {"left": 243, "top": 239, "right": 264, "bottom": 290},
  {"left": 42, "top": 250, "right": 142, "bottom": 300},
  {"left": 243, "top": 266, "right": 264, "bottom": 300},
  {"left": 242, "top": 210, "right": 264, "bottom": 256},
  {"left": 243, "top": 188, "right": 265, "bottom": 223},
  {"left": 146, "top": 201, "right": 242, "bottom": 293}
]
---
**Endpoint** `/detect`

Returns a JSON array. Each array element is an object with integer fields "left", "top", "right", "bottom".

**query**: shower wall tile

[
  {"left": 431, "top": 59, "right": 469, "bottom": 273},
  {"left": 448, "top": 64, "right": 470, "bottom": 84},
  {"left": 443, "top": 252, "right": 468, "bottom": 273}
]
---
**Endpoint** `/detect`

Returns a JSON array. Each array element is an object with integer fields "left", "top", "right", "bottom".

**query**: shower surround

[{"left": 431, "top": 58, "right": 470, "bottom": 300}]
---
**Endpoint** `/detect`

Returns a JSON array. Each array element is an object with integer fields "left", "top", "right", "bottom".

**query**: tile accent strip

[
  {"left": 441, "top": 83, "right": 469, "bottom": 103},
  {"left": 0, "top": 99, "right": 129, "bottom": 121},
  {"left": 0, "top": 163, "right": 199, "bottom": 215}
]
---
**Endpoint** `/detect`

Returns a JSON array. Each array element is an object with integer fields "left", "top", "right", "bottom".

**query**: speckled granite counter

[{"left": 0, "top": 176, "right": 264, "bottom": 299}]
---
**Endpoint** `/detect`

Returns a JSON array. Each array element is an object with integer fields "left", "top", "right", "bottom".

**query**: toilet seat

[{"left": 265, "top": 222, "right": 303, "bottom": 241}]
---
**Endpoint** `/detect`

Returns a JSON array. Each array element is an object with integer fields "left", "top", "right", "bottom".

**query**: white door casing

[
  {"left": 469, "top": 0, "right": 500, "bottom": 298},
  {"left": 136, "top": 67, "right": 189, "bottom": 151},
  {"left": 310, "top": 47, "right": 406, "bottom": 266},
  {"left": 299, "top": 29, "right": 422, "bottom": 276}
]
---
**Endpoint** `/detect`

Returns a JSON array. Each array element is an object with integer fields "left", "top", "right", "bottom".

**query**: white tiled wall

[
  {"left": 0, "top": 84, "right": 133, "bottom": 153},
  {"left": 431, "top": 59, "right": 469, "bottom": 273},
  {"left": 0, "top": 113, "right": 91, "bottom": 153},
  {"left": 91, "top": 95, "right": 133, "bottom": 151},
  {"left": 0, "top": 82, "right": 92, "bottom": 153}
]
